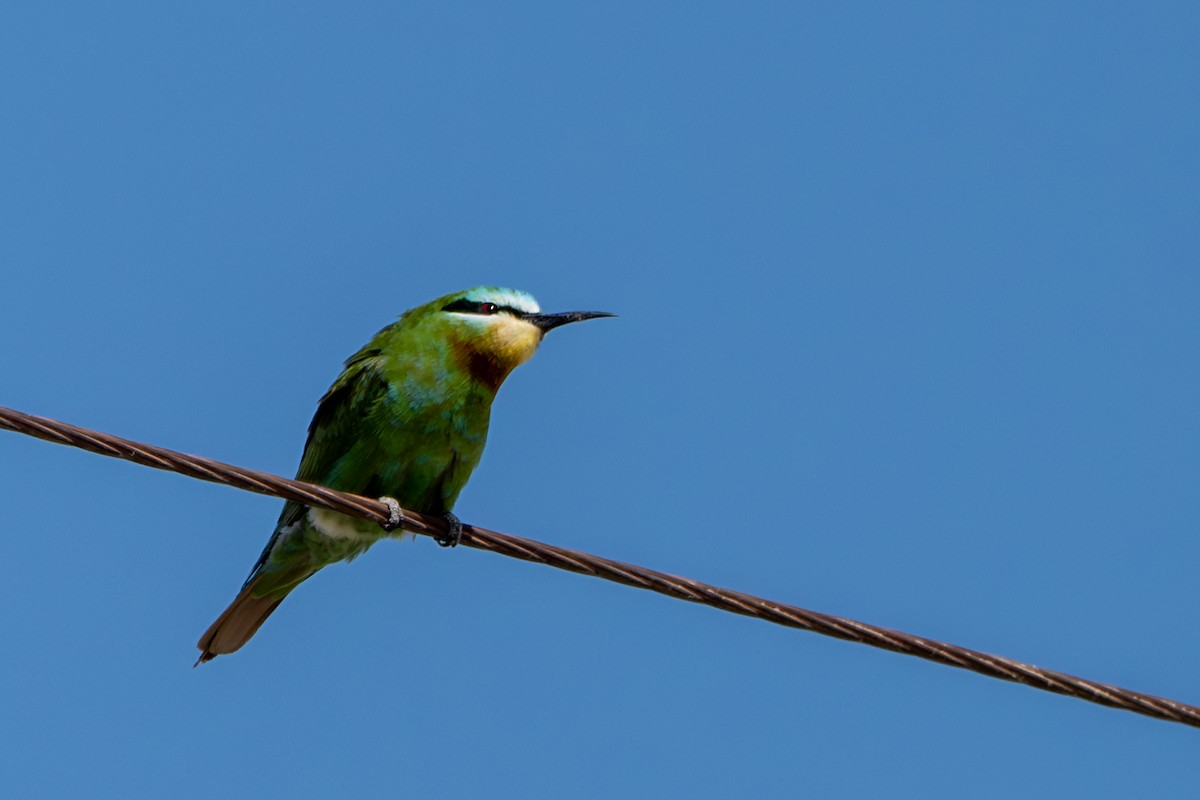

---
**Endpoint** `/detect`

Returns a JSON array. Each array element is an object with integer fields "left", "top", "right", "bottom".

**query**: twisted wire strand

[{"left": 1, "top": 403, "right": 1197, "bottom": 728}]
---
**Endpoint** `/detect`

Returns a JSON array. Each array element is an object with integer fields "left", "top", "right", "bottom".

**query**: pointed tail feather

[{"left": 195, "top": 577, "right": 285, "bottom": 665}]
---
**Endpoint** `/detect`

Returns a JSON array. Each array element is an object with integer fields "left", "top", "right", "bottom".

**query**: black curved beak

[{"left": 523, "top": 311, "right": 616, "bottom": 333}]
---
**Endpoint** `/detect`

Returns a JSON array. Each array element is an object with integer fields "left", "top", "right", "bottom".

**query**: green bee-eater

[{"left": 196, "top": 287, "right": 612, "bottom": 663}]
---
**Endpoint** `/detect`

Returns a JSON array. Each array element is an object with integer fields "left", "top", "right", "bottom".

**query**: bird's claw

[
  {"left": 378, "top": 496, "right": 405, "bottom": 532},
  {"left": 436, "top": 512, "right": 464, "bottom": 548}
]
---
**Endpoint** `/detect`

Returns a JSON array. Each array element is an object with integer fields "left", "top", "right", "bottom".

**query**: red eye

[{"left": 480, "top": 302, "right": 498, "bottom": 314}]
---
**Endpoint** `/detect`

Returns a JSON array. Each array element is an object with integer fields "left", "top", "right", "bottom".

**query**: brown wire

[{"left": 1, "top": 403, "right": 1197, "bottom": 728}]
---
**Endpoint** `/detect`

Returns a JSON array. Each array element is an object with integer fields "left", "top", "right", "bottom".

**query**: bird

[{"left": 196, "top": 286, "right": 613, "bottom": 663}]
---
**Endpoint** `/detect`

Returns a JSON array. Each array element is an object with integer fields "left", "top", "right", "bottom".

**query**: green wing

[
  {"left": 243, "top": 347, "right": 390, "bottom": 586},
  {"left": 295, "top": 346, "right": 388, "bottom": 487}
]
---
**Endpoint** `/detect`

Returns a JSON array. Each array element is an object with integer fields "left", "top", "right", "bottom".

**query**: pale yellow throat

[
  {"left": 455, "top": 315, "right": 545, "bottom": 390},
  {"left": 485, "top": 315, "right": 543, "bottom": 370}
]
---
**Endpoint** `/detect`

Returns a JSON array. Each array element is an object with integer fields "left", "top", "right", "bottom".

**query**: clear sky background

[{"left": 2, "top": 3, "right": 1198, "bottom": 797}]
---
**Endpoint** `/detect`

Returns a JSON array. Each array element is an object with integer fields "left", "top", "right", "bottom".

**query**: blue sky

[{"left": 2, "top": 2, "right": 1198, "bottom": 797}]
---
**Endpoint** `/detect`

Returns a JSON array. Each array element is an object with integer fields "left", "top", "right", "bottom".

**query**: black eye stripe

[{"left": 441, "top": 299, "right": 526, "bottom": 317}]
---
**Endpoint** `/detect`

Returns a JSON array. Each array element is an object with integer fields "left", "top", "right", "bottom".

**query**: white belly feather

[{"left": 307, "top": 507, "right": 377, "bottom": 541}]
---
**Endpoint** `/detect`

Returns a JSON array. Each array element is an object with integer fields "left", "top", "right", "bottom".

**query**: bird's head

[{"left": 430, "top": 286, "right": 613, "bottom": 390}]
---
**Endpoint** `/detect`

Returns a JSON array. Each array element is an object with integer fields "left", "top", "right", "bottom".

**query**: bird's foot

[
  {"left": 436, "top": 511, "right": 464, "bottom": 548},
  {"left": 378, "top": 496, "right": 406, "bottom": 532}
]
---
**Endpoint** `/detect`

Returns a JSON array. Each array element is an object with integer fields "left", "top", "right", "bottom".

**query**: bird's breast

[{"left": 364, "top": 385, "right": 492, "bottom": 513}]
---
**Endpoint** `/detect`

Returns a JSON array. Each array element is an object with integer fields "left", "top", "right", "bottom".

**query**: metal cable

[{"left": 1, "top": 403, "right": 1197, "bottom": 728}]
